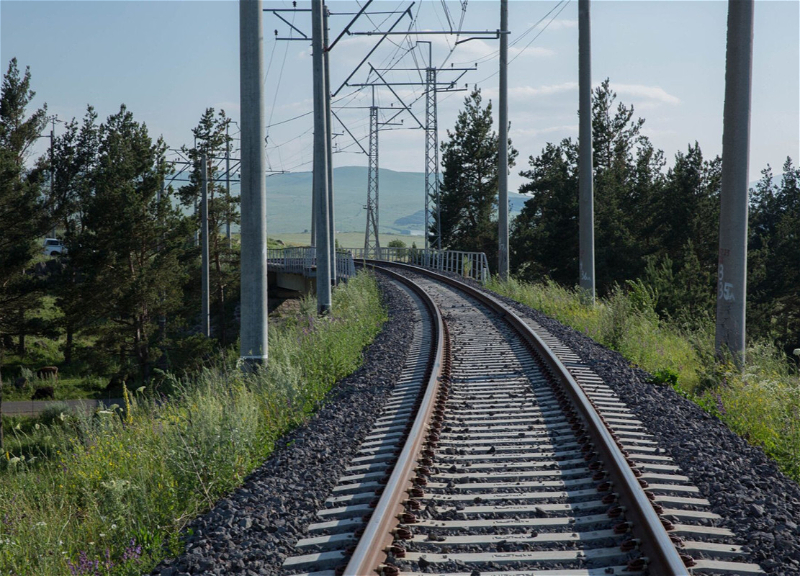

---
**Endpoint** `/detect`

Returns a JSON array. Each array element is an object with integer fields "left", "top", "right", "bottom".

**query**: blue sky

[{"left": 2, "top": 0, "right": 798, "bottom": 193}]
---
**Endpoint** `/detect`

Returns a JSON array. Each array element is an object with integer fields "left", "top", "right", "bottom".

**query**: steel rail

[
  {"left": 343, "top": 265, "right": 446, "bottom": 576},
  {"left": 367, "top": 261, "right": 688, "bottom": 576}
]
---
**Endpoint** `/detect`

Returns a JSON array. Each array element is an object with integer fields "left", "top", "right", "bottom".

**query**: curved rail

[
  {"left": 360, "top": 261, "right": 688, "bottom": 576},
  {"left": 343, "top": 265, "right": 446, "bottom": 576}
]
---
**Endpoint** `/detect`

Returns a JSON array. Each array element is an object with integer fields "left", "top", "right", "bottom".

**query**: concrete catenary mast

[
  {"left": 239, "top": 0, "right": 269, "bottom": 365},
  {"left": 715, "top": 0, "right": 754, "bottom": 366}
]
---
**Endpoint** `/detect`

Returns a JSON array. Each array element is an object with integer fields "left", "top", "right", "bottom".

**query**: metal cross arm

[
  {"left": 334, "top": 106, "right": 405, "bottom": 110},
  {"left": 348, "top": 81, "right": 459, "bottom": 86},
  {"left": 332, "top": 3, "right": 415, "bottom": 97},
  {"left": 268, "top": 2, "right": 408, "bottom": 45},
  {"left": 331, "top": 109, "right": 369, "bottom": 156},
  {"left": 271, "top": 11, "right": 309, "bottom": 39},
  {"left": 455, "top": 34, "right": 503, "bottom": 46},
  {"left": 372, "top": 66, "right": 477, "bottom": 72},
  {"left": 326, "top": 0, "right": 372, "bottom": 52},
  {"left": 367, "top": 65, "right": 425, "bottom": 129},
  {"left": 348, "top": 29, "right": 506, "bottom": 36}
]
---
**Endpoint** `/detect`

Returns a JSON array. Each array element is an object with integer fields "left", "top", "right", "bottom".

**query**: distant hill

[{"left": 265, "top": 166, "right": 530, "bottom": 234}]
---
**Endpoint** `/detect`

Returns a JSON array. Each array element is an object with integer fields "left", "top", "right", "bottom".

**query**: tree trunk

[
  {"left": 134, "top": 316, "right": 149, "bottom": 382},
  {"left": 17, "top": 308, "right": 25, "bottom": 356},
  {"left": 214, "top": 236, "right": 226, "bottom": 345},
  {"left": 0, "top": 343, "right": 5, "bottom": 451},
  {"left": 65, "top": 323, "right": 73, "bottom": 365}
]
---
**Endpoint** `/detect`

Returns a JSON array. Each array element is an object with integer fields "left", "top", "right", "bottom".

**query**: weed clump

[
  {"left": 0, "top": 271, "right": 386, "bottom": 575},
  {"left": 487, "top": 276, "right": 800, "bottom": 483}
]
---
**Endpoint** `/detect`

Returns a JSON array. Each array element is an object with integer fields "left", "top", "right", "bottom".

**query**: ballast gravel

[
  {"left": 153, "top": 267, "right": 800, "bottom": 576},
  {"left": 152, "top": 275, "right": 416, "bottom": 576},
  {"left": 453, "top": 275, "right": 800, "bottom": 576}
]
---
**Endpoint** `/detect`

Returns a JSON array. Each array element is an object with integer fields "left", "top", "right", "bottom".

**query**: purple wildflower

[
  {"left": 122, "top": 538, "right": 142, "bottom": 563},
  {"left": 714, "top": 393, "right": 727, "bottom": 415},
  {"left": 66, "top": 550, "right": 100, "bottom": 575}
]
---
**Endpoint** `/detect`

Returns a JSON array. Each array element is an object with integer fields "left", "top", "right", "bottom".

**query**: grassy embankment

[
  {"left": 0, "top": 271, "right": 386, "bottom": 575},
  {"left": 3, "top": 237, "right": 284, "bottom": 402},
  {"left": 487, "top": 277, "right": 800, "bottom": 482},
  {"left": 1, "top": 295, "right": 112, "bottom": 402}
]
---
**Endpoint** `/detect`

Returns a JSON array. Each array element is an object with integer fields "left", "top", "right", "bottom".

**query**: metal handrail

[
  {"left": 267, "top": 247, "right": 356, "bottom": 280},
  {"left": 350, "top": 246, "right": 490, "bottom": 283}
]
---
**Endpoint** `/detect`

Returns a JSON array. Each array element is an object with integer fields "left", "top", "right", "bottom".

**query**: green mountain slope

[{"left": 265, "top": 166, "right": 528, "bottom": 234}]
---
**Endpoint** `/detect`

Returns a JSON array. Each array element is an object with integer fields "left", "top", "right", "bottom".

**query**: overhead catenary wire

[
  {"left": 266, "top": 9, "right": 295, "bottom": 139},
  {"left": 268, "top": 0, "right": 573, "bottom": 176},
  {"left": 449, "top": 0, "right": 567, "bottom": 67},
  {"left": 468, "top": 0, "right": 570, "bottom": 86}
]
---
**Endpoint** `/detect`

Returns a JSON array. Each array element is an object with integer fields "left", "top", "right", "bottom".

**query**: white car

[{"left": 43, "top": 238, "right": 67, "bottom": 257}]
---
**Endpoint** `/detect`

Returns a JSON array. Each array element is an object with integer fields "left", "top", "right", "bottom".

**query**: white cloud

[
  {"left": 505, "top": 82, "right": 680, "bottom": 107},
  {"left": 536, "top": 18, "right": 577, "bottom": 31},
  {"left": 612, "top": 84, "right": 681, "bottom": 106},
  {"left": 515, "top": 124, "right": 578, "bottom": 137},
  {"left": 509, "top": 45, "right": 556, "bottom": 59},
  {"left": 641, "top": 127, "right": 678, "bottom": 137},
  {"left": 509, "top": 82, "right": 578, "bottom": 99}
]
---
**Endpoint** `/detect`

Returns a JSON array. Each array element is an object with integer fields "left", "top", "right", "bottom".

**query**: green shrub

[
  {"left": 487, "top": 276, "right": 800, "bottom": 482},
  {"left": 649, "top": 368, "right": 679, "bottom": 387},
  {"left": 0, "top": 271, "right": 386, "bottom": 575}
]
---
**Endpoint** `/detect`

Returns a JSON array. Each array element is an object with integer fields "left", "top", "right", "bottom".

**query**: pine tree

[
  {"left": 749, "top": 158, "right": 800, "bottom": 354},
  {"left": 512, "top": 80, "right": 658, "bottom": 288},
  {"left": 73, "top": 105, "right": 190, "bottom": 380},
  {"left": 49, "top": 107, "right": 100, "bottom": 363},
  {"left": 511, "top": 140, "right": 579, "bottom": 283},
  {"left": 0, "top": 58, "right": 49, "bottom": 347},
  {"left": 0, "top": 58, "right": 48, "bottom": 165},
  {"left": 178, "top": 108, "right": 239, "bottom": 343},
  {"left": 0, "top": 58, "right": 49, "bottom": 447},
  {"left": 435, "top": 89, "right": 517, "bottom": 270}
]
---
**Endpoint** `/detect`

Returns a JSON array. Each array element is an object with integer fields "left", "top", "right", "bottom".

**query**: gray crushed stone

[
  {"left": 446, "top": 271, "right": 800, "bottom": 576},
  {"left": 152, "top": 274, "right": 416, "bottom": 576}
]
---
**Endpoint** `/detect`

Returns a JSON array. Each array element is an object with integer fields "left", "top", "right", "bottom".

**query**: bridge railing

[
  {"left": 267, "top": 247, "right": 356, "bottom": 280},
  {"left": 349, "top": 247, "right": 490, "bottom": 284}
]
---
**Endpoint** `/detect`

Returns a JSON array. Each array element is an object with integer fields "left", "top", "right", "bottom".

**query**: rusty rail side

[
  {"left": 343, "top": 265, "right": 445, "bottom": 576},
  {"left": 370, "top": 261, "right": 687, "bottom": 575}
]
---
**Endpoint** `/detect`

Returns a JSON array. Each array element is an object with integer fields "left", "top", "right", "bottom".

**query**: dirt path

[{"left": 2, "top": 398, "right": 123, "bottom": 417}]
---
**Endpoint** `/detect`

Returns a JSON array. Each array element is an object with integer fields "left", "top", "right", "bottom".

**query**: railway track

[{"left": 282, "top": 263, "right": 764, "bottom": 576}]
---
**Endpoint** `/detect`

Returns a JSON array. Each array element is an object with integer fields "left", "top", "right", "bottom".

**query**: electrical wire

[
  {"left": 470, "top": 0, "right": 570, "bottom": 86},
  {"left": 266, "top": 10, "right": 294, "bottom": 140},
  {"left": 449, "top": 0, "right": 566, "bottom": 67}
]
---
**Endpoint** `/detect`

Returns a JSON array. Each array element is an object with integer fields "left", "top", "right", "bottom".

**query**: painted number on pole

[{"left": 717, "top": 264, "right": 735, "bottom": 302}]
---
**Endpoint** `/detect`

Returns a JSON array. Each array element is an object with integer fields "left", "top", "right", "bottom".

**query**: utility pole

[
  {"left": 354, "top": 56, "right": 471, "bottom": 255},
  {"left": 324, "top": 3, "right": 336, "bottom": 283},
  {"left": 497, "top": 0, "right": 509, "bottom": 280},
  {"left": 312, "top": 0, "right": 332, "bottom": 313},
  {"left": 421, "top": 41, "right": 441, "bottom": 253},
  {"left": 578, "top": 0, "right": 595, "bottom": 304},
  {"left": 158, "top": 161, "right": 167, "bottom": 343},
  {"left": 226, "top": 122, "right": 232, "bottom": 250},
  {"left": 716, "top": 0, "right": 754, "bottom": 366},
  {"left": 193, "top": 135, "right": 200, "bottom": 247},
  {"left": 49, "top": 116, "right": 58, "bottom": 239},
  {"left": 201, "top": 153, "right": 210, "bottom": 338},
  {"left": 364, "top": 86, "right": 381, "bottom": 257},
  {"left": 239, "top": 0, "right": 269, "bottom": 365}
]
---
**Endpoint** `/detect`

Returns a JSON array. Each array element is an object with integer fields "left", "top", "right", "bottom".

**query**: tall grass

[
  {"left": 0, "top": 271, "right": 386, "bottom": 575},
  {"left": 487, "top": 276, "right": 800, "bottom": 482}
]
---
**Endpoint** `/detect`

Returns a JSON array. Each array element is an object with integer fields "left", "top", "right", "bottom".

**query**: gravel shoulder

[
  {"left": 152, "top": 274, "right": 416, "bottom": 576},
  {"left": 465, "top": 277, "right": 800, "bottom": 576}
]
